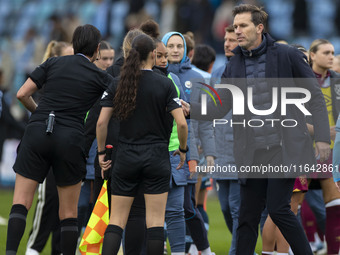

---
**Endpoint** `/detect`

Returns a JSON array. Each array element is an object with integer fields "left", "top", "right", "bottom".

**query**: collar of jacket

[
  {"left": 232, "top": 33, "right": 275, "bottom": 56},
  {"left": 153, "top": 65, "right": 168, "bottom": 76},
  {"left": 168, "top": 56, "right": 192, "bottom": 73},
  {"left": 227, "top": 33, "right": 279, "bottom": 78},
  {"left": 240, "top": 35, "right": 267, "bottom": 58}
]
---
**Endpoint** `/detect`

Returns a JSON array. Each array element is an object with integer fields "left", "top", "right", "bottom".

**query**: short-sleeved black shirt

[
  {"left": 101, "top": 70, "right": 181, "bottom": 144},
  {"left": 29, "top": 54, "right": 113, "bottom": 131}
]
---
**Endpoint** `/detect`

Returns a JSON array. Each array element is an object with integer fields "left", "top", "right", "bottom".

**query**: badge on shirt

[
  {"left": 101, "top": 91, "right": 108, "bottom": 99},
  {"left": 173, "top": 97, "right": 181, "bottom": 106},
  {"left": 185, "top": 81, "right": 192, "bottom": 89}
]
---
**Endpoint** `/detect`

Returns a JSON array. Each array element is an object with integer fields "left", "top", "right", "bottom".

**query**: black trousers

[{"left": 236, "top": 147, "right": 313, "bottom": 255}]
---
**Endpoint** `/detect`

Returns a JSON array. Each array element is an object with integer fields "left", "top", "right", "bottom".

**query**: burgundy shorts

[{"left": 293, "top": 175, "right": 308, "bottom": 192}]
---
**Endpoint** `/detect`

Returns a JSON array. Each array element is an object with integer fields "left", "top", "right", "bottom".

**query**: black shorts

[
  {"left": 13, "top": 122, "right": 86, "bottom": 186},
  {"left": 111, "top": 143, "right": 171, "bottom": 196}
]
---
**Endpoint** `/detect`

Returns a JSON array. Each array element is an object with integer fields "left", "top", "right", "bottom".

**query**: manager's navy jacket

[{"left": 192, "top": 33, "right": 330, "bottom": 175}]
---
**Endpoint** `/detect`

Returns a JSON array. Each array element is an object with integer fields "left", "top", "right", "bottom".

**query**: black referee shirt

[
  {"left": 29, "top": 55, "right": 113, "bottom": 132},
  {"left": 101, "top": 70, "right": 181, "bottom": 145}
]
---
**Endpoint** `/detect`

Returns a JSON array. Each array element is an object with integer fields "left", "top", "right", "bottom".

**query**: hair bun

[{"left": 139, "top": 19, "right": 160, "bottom": 39}]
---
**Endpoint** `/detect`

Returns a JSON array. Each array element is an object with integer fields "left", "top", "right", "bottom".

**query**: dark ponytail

[
  {"left": 112, "top": 48, "right": 141, "bottom": 120},
  {"left": 112, "top": 34, "right": 155, "bottom": 120}
]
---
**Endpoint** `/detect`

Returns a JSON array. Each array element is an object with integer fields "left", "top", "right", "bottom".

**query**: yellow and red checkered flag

[{"left": 79, "top": 180, "right": 109, "bottom": 255}]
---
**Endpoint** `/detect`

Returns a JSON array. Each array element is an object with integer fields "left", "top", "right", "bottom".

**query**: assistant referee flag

[{"left": 79, "top": 180, "right": 109, "bottom": 255}]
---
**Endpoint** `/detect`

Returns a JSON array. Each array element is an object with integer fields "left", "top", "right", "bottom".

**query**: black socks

[
  {"left": 6, "top": 204, "right": 28, "bottom": 255},
  {"left": 102, "top": 225, "right": 165, "bottom": 255},
  {"left": 147, "top": 227, "right": 164, "bottom": 255},
  {"left": 60, "top": 218, "right": 78, "bottom": 255},
  {"left": 102, "top": 224, "right": 123, "bottom": 255}
]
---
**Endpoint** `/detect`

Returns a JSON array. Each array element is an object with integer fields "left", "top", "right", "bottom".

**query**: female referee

[
  {"left": 97, "top": 34, "right": 188, "bottom": 255},
  {"left": 6, "top": 24, "right": 113, "bottom": 255}
]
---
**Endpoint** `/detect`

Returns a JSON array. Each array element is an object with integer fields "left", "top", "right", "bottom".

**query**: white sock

[
  {"left": 201, "top": 247, "right": 212, "bottom": 255},
  {"left": 188, "top": 244, "right": 198, "bottom": 255},
  {"left": 25, "top": 248, "right": 39, "bottom": 255},
  {"left": 309, "top": 241, "right": 317, "bottom": 252},
  {"left": 262, "top": 252, "right": 273, "bottom": 255},
  {"left": 171, "top": 253, "right": 185, "bottom": 255},
  {"left": 276, "top": 253, "right": 289, "bottom": 255},
  {"left": 325, "top": 198, "right": 340, "bottom": 207},
  {"left": 314, "top": 232, "right": 323, "bottom": 246}
]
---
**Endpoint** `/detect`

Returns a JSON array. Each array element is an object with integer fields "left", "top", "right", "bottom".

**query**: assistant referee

[
  {"left": 96, "top": 34, "right": 188, "bottom": 255},
  {"left": 6, "top": 24, "right": 113, "bottom": 255}
]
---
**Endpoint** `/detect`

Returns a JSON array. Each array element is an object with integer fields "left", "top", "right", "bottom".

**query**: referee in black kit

[
  {"left": 96, "top": 34, "right": 188, "bottom": 255},
  {"left": 6, "top": 24, "right": 113, "bottom": 255}
]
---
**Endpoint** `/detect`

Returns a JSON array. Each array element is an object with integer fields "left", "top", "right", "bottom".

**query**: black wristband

[
  {"left": 179, "top": 145, "right": 189, "bottom": 153},
  {"left": 97, "top": 149, "right": 106, "bottom": 155}
]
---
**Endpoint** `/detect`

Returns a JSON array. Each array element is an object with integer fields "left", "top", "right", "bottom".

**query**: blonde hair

[
  {"left": 122, "top": 29, "right": 145, "bottom": 58},
  {"left": 309, "top": 39, "right": 332, "bottom": 67},
  {"left": 42, "top": 40, "right": 72, "bottom": 62}
]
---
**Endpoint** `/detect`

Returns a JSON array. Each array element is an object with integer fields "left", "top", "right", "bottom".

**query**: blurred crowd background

[{"left": 1, "top": 0, "right": 340, "bottom": 184}]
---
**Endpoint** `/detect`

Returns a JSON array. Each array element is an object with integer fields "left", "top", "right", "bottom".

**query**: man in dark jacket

[{"left": 190, "top": 4, "right": 330, "bottom": 255}]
